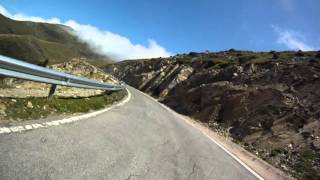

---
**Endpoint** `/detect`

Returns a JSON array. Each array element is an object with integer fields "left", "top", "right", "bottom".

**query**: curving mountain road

[{"left": 0, "top": 87, "right": 259, "bottom": 180}]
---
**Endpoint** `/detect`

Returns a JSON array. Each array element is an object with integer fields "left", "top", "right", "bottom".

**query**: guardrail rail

[{"left": 0, "top": 55, "right": 124, "bottom": 96}]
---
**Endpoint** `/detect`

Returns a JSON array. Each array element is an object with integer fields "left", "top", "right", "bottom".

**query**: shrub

[
  {"left": 295, "top": 50, "right": 304, "bottom": 57},
  {"left": 272, "top": 53, "right": 280, "bottom": 59},
  {"left": 37, "top": 58, "right": 49, "bottom": 67},
  {"left": 316, "top": 51, "right": 320, "bottom": 59},
  {"left": 228, "top": 48, "right": 236, "bottom": 52},
  {"left": 238, "top": 55, "right": 256, "bottom": 64},
  {"left": 189, "top": 52, "right": 198, "bottom": 57},
  {"left": 43, "top": 58, "right": 49, "bottom": 67}
]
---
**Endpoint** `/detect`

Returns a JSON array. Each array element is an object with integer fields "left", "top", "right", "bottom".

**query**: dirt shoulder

[{"left": 181, "top": 115, "right": 295, "bottom": 180}]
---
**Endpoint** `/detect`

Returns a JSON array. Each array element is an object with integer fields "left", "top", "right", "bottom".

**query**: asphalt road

[{"left": 0, "top": 87, "right": 258, "bottom": 180}]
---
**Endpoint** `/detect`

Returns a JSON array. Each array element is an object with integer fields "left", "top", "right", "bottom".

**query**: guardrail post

[{"left": 48, "top": 84, "right": 57, "bottom": 97}]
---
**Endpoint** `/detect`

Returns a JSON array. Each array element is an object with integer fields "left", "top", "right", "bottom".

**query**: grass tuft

[{"left": 0, "top": 89, "right": 127, "bottom": 122}]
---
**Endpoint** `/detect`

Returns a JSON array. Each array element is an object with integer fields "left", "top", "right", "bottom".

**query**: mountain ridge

[{"left": 0, "top": 13, "right": 112, "bottom": 66}]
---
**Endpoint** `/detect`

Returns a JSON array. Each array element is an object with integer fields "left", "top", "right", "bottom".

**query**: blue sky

[{"left": 0, "top": 0, "right": 319, "bottom": 60}]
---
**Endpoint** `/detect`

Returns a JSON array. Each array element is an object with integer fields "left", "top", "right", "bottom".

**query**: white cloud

[
  {"left": 0, "top": 5, "right": 171, "bottom": 60},
  {"left": 271, "top": 25, "right": 316, "bottom": 51},
  {"left": 65, "top": 20, "right": 171, "bottom": 60},
  {"left": 0, "top": 5, "right": 10, "bottom": 16}
]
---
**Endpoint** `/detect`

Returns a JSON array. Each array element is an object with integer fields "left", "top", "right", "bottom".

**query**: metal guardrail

[{"left": 0, "top": 55, "right": 124, "bottom": 94}]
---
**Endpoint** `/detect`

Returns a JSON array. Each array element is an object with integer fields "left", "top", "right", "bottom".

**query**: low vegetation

[{"left": 0, "top": 89, "right": 126, "bottom": 125}]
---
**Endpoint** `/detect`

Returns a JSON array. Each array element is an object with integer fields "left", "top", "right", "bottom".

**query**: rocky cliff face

[{"left": 105, "top": 50, "right": 320, "bottom": 179}]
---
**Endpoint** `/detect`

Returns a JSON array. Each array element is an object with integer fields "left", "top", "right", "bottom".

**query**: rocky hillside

[
  {"left": 0, "top": 13, "right": 111, "bottom": 66},
  {"left": 105, "top": 50, "right": 320, "bottom": 179}
]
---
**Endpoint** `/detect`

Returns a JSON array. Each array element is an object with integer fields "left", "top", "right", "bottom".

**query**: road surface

[{"left": 0, "top": 87, "right": 258, "bottom": 180}]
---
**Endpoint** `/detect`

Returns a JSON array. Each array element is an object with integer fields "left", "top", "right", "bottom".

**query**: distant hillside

[{"left": 0, "top": 14, "right": 112, "bottom": 66}]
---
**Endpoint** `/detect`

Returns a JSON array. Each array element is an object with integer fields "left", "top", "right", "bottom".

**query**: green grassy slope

[
  {"left": 0, "top": 89, "right": 127, "bottom": 125},
  {"left": 0, "top": 14, "right": 112, "bottom": 66}
]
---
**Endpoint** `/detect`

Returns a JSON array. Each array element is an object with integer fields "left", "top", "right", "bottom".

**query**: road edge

[
  {"left": 0, "top": 88, "right": 131, "bottom": 134},
  {"left": 136, "top": 88, "right": 294, "bottom": 180}
]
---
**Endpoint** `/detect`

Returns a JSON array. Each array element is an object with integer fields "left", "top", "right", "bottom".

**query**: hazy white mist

[{"left": 272, "top": 25, "right": 316, "bottom": 51}]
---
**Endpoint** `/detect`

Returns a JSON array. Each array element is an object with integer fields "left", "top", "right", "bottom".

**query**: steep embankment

[
  {"left": 105, "top": 50, "right": 320, "bottom": 179},
  {"left": 0, "top": 13, "right": 111, "bottom": 66},
  {"left": 0, "top": 59, "right": 125, "bottom": 126}
]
